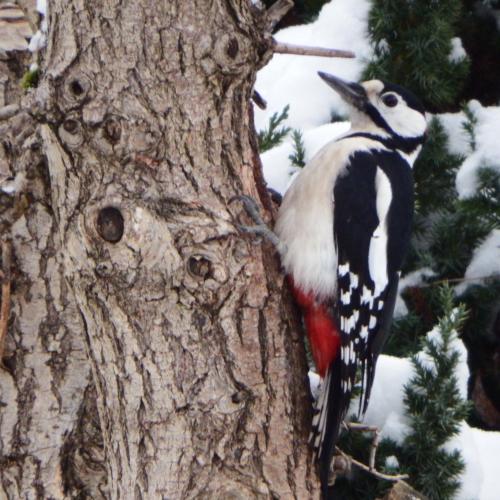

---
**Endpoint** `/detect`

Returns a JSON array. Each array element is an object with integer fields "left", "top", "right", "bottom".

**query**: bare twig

[
  {"left": 335, "top": 447, "right": 409, "bottom": 482},
  {"left": 419, "top": 273, "right": 500, "bottom": 289},
  {"left": 0, "top": 240, "right": 12, "bottom": 363},
  {"left": 266, "top": 0, "right": 294, "bottom": 30},
  {"left": 0, "top": 104, "right": 20, "bottom": 121},
  {"left": 273, "top": 40, "right": 355, "bottom": 59},
  {"left": 345, "top": 422, "right": 381, "bottom": 470},
  {"left": 252, "top": 90, "right": 267, "bottom": 110}
]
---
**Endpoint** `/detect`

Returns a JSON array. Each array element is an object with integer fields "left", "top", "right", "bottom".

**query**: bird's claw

[{"left": 232, "top": 195, "right": 283, "bottom": 251}]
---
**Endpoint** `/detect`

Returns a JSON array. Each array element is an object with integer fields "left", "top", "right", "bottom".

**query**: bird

[{"left": 273, "top": 72, "right": 427, "bottom": 496}]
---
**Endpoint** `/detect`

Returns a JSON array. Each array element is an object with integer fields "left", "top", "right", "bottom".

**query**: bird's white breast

[{"left": 275, "top": 136, "right": 385, "bottom": 299}]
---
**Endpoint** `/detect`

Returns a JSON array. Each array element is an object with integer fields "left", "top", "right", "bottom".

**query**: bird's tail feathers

[{"left": 309, "top": 359, "right": 348, "bottom": 498}]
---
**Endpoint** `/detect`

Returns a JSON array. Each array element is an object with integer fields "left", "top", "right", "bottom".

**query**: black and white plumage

[{"left": 274, "top": 73, "right": 427, "bottom": 496}]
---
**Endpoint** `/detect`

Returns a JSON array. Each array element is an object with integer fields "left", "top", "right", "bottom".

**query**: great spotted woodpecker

[{"left": 274, "top": 72, "right": 427, "bottom": 495}]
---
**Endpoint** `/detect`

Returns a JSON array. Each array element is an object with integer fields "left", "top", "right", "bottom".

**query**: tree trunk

[{"left": 0, "top": 1, "right": 319, "bottom": 498}]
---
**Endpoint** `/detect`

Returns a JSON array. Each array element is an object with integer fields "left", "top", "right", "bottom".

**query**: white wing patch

[{"left": 368, "top": 167, "right": 392, "bottom": 294}]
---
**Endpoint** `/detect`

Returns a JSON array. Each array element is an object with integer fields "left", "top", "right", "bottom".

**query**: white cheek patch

[{"left": 378, "top": 103, "right": 427, "bottom": 139}]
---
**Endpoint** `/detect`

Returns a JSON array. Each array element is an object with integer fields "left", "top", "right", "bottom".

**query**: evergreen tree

[
  {"left": 364, "top": 0, "right": 469, "bottom": 112},
  {"left": 401, "top": 287, "right": 470, "bottom": 499}
]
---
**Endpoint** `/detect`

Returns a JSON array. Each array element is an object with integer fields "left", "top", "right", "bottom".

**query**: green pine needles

[
  {"left": 288, "top": 129, "right": 306, "bottom": 168},
  {"left": 364, "top": 0, "right": 469, "bottom": 111},
  {"left": 258, "top": 105, "right": 291, "bottom": 152},
  {"left": 402, "top": 286, "right": 470, "bottom": 499}
]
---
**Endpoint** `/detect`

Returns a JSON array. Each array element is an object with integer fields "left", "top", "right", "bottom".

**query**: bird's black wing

[
  {"left": 315, "top": 150, "right": 379, "bottom": 493},
  {"left": 314, "top": 149, "right": 413, "bottom": 496}
]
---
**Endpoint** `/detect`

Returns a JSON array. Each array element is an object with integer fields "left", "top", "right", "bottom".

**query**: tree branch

[
  {"left": 334, "top": 447, "right": 409, "bottom": 483},
  {"left": 345, "top": 422, "right": 381, "bottom": 470},
  {"left": 421, "top": 273, "right": 500, "bottom": 288},
  {"left": 272, "top": 40, "right": 355, "bottom": 59},
  {"left": 0, "top": 240, "right": 12, "bottom": 363},
  {"left": 266, "top": 0, "right": 294, "bottom": 30}
]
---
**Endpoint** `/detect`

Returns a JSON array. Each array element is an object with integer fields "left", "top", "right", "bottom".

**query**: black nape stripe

[{"left": 343, "top": 131, "right": 426, "bottom": 155}]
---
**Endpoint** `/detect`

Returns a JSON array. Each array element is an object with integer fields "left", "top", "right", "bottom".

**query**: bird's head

[{"left": 318, "top": 71, "right": 427, "bottom": 147}]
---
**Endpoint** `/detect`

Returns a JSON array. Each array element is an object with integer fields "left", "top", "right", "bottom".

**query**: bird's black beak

[{"left": 318, "top": 72, "right": 368, "bottom": 111}]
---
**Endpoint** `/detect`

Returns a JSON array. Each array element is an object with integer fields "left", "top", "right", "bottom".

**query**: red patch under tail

[{"left": 288, "top": 277, "right": 341, "bottom": 377}]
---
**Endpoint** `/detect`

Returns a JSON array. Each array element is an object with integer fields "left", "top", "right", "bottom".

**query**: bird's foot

[
  {"left": 343, "top": 422, "right": 381, "bottom": 470},
  {"left": 232, "top": 195, "right": 283, "bottom": 252}
]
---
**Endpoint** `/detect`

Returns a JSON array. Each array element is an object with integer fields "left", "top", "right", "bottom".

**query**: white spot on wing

[
  {"left": 360, "top": 325, "right": 369, "bottom": 340},
  {"left": 340, "top": 289, "right": 351, "bottom": 304},
  {"left": 369, "top": 315, "right": 377, "bottom": 329},
  {"left": 339, "top": 262, "right": 350, "bottom": 276},
  {"left": 349, "top": 272, "right": 359, "bottom": 290},
  {"left": 361, "top": 285, "right": 374, "bottom": 308}
]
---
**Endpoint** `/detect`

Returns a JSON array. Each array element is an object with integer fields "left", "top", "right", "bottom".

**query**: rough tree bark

[{"left": 0, "top": 1, "right": 319, "bottom": 499}]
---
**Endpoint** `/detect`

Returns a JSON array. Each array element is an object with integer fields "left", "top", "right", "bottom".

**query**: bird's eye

[{"left": 382, "top": 94, "right": 398, "bottom": 107}]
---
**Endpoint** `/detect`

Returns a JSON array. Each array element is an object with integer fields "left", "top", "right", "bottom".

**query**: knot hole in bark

[
  {"left": 58, "top": 116, "right": 84, "bottom": 148},
  {"left": 64, "top": 73, "right": 91, "bottom": 103},
  {"left": 226, "top": 38, "right": 239, "bottom": 59},
  {"left": 63, "top": 119, "right": 79, "bottom": 134},
  {"left": 103, "top": 117, "right": 122, "bottom": 144},
  {"left": 96, "top": 207, "right": 124, "bottom": 243},
  {"left": 187, "top": 255, "right": 212, "bottom": 280}
]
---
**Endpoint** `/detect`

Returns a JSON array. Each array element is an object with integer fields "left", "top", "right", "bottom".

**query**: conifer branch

[{"left": 272, "top": 40, "right": 355, "bottom": 59}]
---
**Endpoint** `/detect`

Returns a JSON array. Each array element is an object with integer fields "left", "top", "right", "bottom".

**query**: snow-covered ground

[{"left": 257, "top": 2, "right": 500, "bottom": 499}]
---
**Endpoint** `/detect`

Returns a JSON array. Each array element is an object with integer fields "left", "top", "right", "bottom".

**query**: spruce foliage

[
  {"left": 364, "top": 0, "right": 469, "bottom": 111},
  {"left": 288, "top": 130, "right": 306, "bottom": 168},
  {"left": 258, "top": 105, "right": 291, "bottom": 152},
  {"left": 401, "top": 286, "right": 470, "bottom": 499}
]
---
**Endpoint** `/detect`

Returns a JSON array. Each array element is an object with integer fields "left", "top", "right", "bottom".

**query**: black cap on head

[{"left": 382, "top": 82, "right": 425, "bottom": 114}]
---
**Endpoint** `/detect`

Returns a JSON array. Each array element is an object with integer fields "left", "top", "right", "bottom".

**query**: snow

[
  {"left": 36, "top": 0, "right": 47, "bottom": 16},
  {"left": 384, "top": 455, "right": 399, "bottom": 469},
  {"left": 355, "top": 355, "right": 411, "bottom": 443},
  {"left": 472, "top": 428, "right": 500, "bottom": 500},
  {"left": 394, "top": 267, "right": 435, "bottom": 317},
  {"left": 449, "top": 37, "right": 467, "bottom": 62},
  {"left": 438, "top": 110, "right": 472, "bottom": 157},
  {"left": 456, "top": 229, "right": 500, "bottom": 295},
  {"left": 29, "top": 1, "right": 48, "bottom": 52},
  {"left": 28, "top": 31, "right": 46, "bottom": 53},
  {"left": 455, "top": 101, "right": 500, "bottom": 198},
  {"left": 254, "top": 0, "right": 373, "bottom": 132},
  {"left": 261, "top": 121, "right": 350, "bottom": 194}
]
